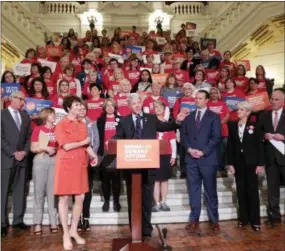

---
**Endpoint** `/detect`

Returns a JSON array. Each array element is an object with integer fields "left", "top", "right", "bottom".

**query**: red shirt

[
  {"left": 156, "top": 131, "right": 176, "bottom": 155},
  {"left": 208, "top": 49, "right": 222, "bottom": 59},
  {"left": 51, "top": 94, "right": 65, "bottom": 108},
  {"left": 130, "top": 32, "right": 140, "bottom": 41},
  {"left": 143, "top": 96, "right": 169, "bottom": 115},
  {"left": 257, "top": 78, "right": 267, "bottom": 91},
  {"left": 205, "top": 69, "right": 220, "bottom": 86},
  {"left": 104, "top": 117, "right": 117, "bottom": 150},
  {"left": 82, "top": 82, "right": 97, "bottom": 99},
  {"left": 70, "top": 55, "right": 82, "bottom": 74},
  {"left": 163, "top": 61, "right": 173, "bottom": 73},
  {"left": 207, "top": 101, "right": 230, "bottom": 137},
  {"left": 31, "top": 125, "right": 57, "bottom": 148},
  {"left": 114, "top": 94, "right": 132, "bottom": 117},
  {"left": 108, "top": 80, "right": 121, "bottom": 94},
  {"left": 216, "top": 78, "right": 226, "bottom": 92},
  {"left": 232, "top": 76, "right": 249, "bottom": 94},
  {"left": 219, "top": 61, "right": 235, "bottom": 77},
  {"left": 124, "top": 70, "right": 140, "bottom": 86},
  {"left": 45, "top": 79, "right": 56, "bottom": 96},
  {"left": 64, "top": 77, "right": 79, "bottom": 96},
  {"left": 172, "top": 97, "right": 195, "bottom": 119},
  {"left": 86, "top": 98, "right": 105, "bottom": 121},
  {"left": 171, "top": 69, "right": 189, "bottom": 85},
  {"left": 143, "top": 49, "right": 158, "bottom": 56},
  {"left": 222, "top": 89, "right": 245, "bottom": 121},
  {"left": 21, "top": 58, "right": 38, "bottom": 64}
]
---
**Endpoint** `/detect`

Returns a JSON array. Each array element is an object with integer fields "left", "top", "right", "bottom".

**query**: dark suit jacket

[
  {"left": 258, "top": 108, "right": 285, "bottom": 166},
  {"left": 180, "top": 58, "right": 200, "bottom": 78},
  {"left": 181, "top": 109, "right": 221, "bottom": 166},
  {"left": 227, "top": 121, "right": 265, "bottom": 167},
  {"left": 113, "top": 113, "right": 178, "bottom": 179},
  {"left": 1, "top": 108, "right": 32, "bottom": 169}
]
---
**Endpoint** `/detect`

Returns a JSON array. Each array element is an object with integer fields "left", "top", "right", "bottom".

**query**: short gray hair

[
  {"left": 237, "top": 101, "right": 252, "bottom": 112},
  {"left": 127, "top": 93, "right": 142, "bottom": 105}
]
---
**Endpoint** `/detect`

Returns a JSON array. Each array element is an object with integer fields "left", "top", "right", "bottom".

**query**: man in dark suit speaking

[
  {"left": 1, "top": 91, "right": 32, "bottom": 237},
  {"left": 114, "top": 93, "right": 186, "bottom": 238},
  {"left": 181, "top": 90, "right": 222, "bottom": 232}
]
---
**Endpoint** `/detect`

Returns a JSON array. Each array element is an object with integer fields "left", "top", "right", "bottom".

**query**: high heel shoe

[
  {"left": 63, "top": 235, "right": 73, "bottom": 250},
  {"left": 70, "top": 233, "right": 86, "bottom": 245},
  {"left": 238, "top": 222, "right": 244, "bottom": 228}
]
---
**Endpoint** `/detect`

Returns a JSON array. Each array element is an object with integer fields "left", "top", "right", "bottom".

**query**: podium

[{"left": 108, "top": 140, "right": 169, "bottom": 251}]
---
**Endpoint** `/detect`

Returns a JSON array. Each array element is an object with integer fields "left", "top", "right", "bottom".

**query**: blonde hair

[
  {"left": 210, "top": 87, "right": 221, "bottom": 100},
  {"left": 237, "top": 101, "right": 252, "bottom": 112},
  {"left": 114, "top": 68, "right": 124, "bottom": 80},
  {"left": 153, "top": 100, "right": 166, "bottom": 109},
  {"left": 39, "top": 107, "right": 55, "bottom": 124},
  {"left": 103, "top": 98, "right": 117, "bottom": 111}
]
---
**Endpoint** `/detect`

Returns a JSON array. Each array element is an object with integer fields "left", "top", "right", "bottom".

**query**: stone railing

[
  {"left": 2, "top": 2, "right": 53, "bottom": 54},
  {"left": 43, "top": 2, "right": 85, "bottom": 15},
  {"left": 169, "top": 2, "right": 205, "bottom": 16}
]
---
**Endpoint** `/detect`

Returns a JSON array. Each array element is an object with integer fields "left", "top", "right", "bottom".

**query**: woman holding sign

[
  {"left": 54, "top": 96, "right": 98, "bottom": 250},
  {"left": 30, "top": 108, "right": 58, "bottom": 235}
]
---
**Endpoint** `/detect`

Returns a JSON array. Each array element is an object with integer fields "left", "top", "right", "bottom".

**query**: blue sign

[
  {"left": 124, "top": 46, "right": 142, "bottom": 56},
  {"left": 162, "top": 89, "right": 183, "bottom": 108},
  {"left": 24, "top": 98, "right": 52, "bottom": 115},
  {"left": 181, "top": 103, "right": 197, "bottom": 112},
  {"left": 223, "top": 96, "right": 245, "bottom": 111},
  {"left": 1, "top": 83, "right": 20, "bottom": 97}
]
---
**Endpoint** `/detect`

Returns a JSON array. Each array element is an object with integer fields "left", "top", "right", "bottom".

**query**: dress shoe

[
  {"left": 113, "top": 201, "right": 121, "bottom": 212},
  {"left": 185, "top": 221, "right": 199, "bottom": 231},
  {"left": 251, "top": 225, "right": 261, "bottom": 232},
  {"left": 12, "top": 222, "right": 30, "bottom": 230},
  {"left": 82, "top": 219, "right": 91, "bottom": 231},
  {"left": 102, "top": 201, "right": 110, "bottom": 212},
  {"left": 264, "top": 218, "right": 281, "bottom": 228},
  {"left": 211, "top": 223, "right": 220, "bottom": 232},
  {"left": 1, "top": 227, "right": 8, "bottom": 238}
]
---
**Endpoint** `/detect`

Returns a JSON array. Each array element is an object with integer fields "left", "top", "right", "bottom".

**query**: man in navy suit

[{"left": 181, "top": 90, "right": 222, "bottom": 232}]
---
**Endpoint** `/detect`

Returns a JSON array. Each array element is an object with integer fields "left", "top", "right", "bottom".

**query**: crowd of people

[{"left": 1, "top": 24, "right": 285, "bottom": 250}]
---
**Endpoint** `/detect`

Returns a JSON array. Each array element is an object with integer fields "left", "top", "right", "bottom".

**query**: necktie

[
  {"left": 196, "top": 110, "right": 201, "bottom": 128},
  {"left": 13, "top": 110, "right": 21, "bottom": 131},
  {"left": 135, "top": 115, "right": 142, "bottom": 139},
  {"left": 273, "top": 111, "right": 279, "bottom": 131}
]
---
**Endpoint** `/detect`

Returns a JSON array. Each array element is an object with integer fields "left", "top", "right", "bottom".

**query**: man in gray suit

[{"left": 1, "top": 91, "right": 32, "bottom": 237}]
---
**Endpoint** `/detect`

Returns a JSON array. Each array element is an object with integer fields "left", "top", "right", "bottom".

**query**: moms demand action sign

[{"left": 116, "top": 140, "right": 159, "bottom": 169}]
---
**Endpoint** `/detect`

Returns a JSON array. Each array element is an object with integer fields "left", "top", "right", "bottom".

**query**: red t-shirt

[
  {"left": 216, "top": 78, "right": 226, "bottom": 92},
  {"left": 222, "top": 89, "right": 245, "bottom": 121},
  {"left": 86, "top": 98, "right": 105, "bottom": 121},
  {"left": 172, "top": 96, "right": 196, "bottom": 119},
  {"left": 104, "top": 117, "right": 117, "bottom": 150},
  {"left": 143, "top": 96, "right": 169, "bottom": 115},
  {"left": 45, "top": 79, "right": 56, "bottom": 96},
  {"left": 114, "top": 94, "right": 132, "bottom": 117},
  {"left": 51, "top": 94, "right": 65, "bottom": 108},
  {"left": 70, "top": 55, "right": 82, "bottom": 74},
  {"left": 124, "top": 70, "right": 140, "bottom": 86},
  {"left": 108, "top": 80, "right": 121, "bottom": 94},
  {"left": 82, "top": 82, "right": 97, "bottom": 99},
  {"left": 64, "top": 77, "right": 79, "bottom": 96},
  {"left": 163, "top": 61, "right": 173, "bottom": 73},
  {"left": 257, "top": 78, "right": 267, "bottom": 91},
  {"left": 208, "top": 49, "right": 222, "bottom": 59},
  {"left": 171, "top": 69, "right": 189, "bottom": 85},
  {"left": 205, "top": 69, "right": 220, "bottom": 86},
  {"left": 143, "top": 49, "right": 158, "bottom": 56},
  {"left": 232, "top": 76, "right": 249, "bottom": 94},
  {"left": 156, "top": 131, "right": 176, "bottom": 155},
  {"left": 31, "top": 125, "right": 57, "bottom": 148},
  {"left": 207, "top": 101, "right": 230, "bottom": 137}
]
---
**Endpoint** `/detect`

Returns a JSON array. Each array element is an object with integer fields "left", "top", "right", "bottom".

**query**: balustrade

[
  {"left": 44, "top": 2, "right": 83, "bottom": 15},
  {"left": 170, "top": 2, "right": 205, "bottom": 16}
]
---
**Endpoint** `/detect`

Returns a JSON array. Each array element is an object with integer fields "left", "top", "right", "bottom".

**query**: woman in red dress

[{"left": 55, "top": 96, "right": 97, "bottom": 250}]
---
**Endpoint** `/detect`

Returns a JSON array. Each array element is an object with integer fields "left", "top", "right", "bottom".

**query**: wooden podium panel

[{"left": 109, "top": 140, "right": 162, "bottom": 251}]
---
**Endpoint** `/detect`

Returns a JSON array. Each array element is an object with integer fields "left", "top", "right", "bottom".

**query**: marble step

[
  {"left": 8, "top": 200, "right": 285, "bottom": 225},
  {"left": 23, "top": 188, "right": 283, "bottom": 209}
]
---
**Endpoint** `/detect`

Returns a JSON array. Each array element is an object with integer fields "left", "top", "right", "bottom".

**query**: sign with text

[
  {"left": 223, "top": 96, "right": 245, "bottom": 111},
  {"left": 108, "top": 53, "right": 124, "bottom": 64},
  {"left": 186, "top": 22, "right": 197, "bottom": 30},
  {"left": 124, "top": 46, "right": 142, "bottom": 56},
  {"left": 234, "top": 60, "right": 251, "bottom": 71},
  {"left": 151, "top": 73, "right": 168, "bottom": 86},
  {"left": 38, "top": 59, "right": 57, "bottom": 72},
  {"left": 155, "top": 37, "right": 167, "bottom": 45},
  {"left": 180, "top": 103, "right": 197, "bottom": 112},
  {"left": 245, "top": 91, "right": 270, "bottom": 112},
  {"left": 1, "top": 83, "right": 20, "bottom": 97},
  {"left": 13, "top": 63, "right": 31, "bottom": 76},
  {"left": 116, "top": 140, "right": 160, "bottom": 169},
  {"left": 46, "top": 46, "right": 62, "bottom": 57},
  {"left": 52, "top": 107, "right": 67, "bottom": 124},
  {"left": 24, "top": 98, "right": 52, "bottom": 116}
]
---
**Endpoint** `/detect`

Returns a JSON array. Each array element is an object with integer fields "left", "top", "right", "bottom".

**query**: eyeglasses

[{"left": 13, "top": 96, "right": 26, "bottom": 102}]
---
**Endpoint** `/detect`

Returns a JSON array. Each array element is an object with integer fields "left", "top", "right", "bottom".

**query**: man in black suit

[
  {"left": 1, "top": 91, "right": 32, "bottom": 237},
  {"left": 114, "top": 93, "right": 185, "bottom": 238},
  {"left": 258, "top": 88, "right": 285, "bottom": 227}
]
